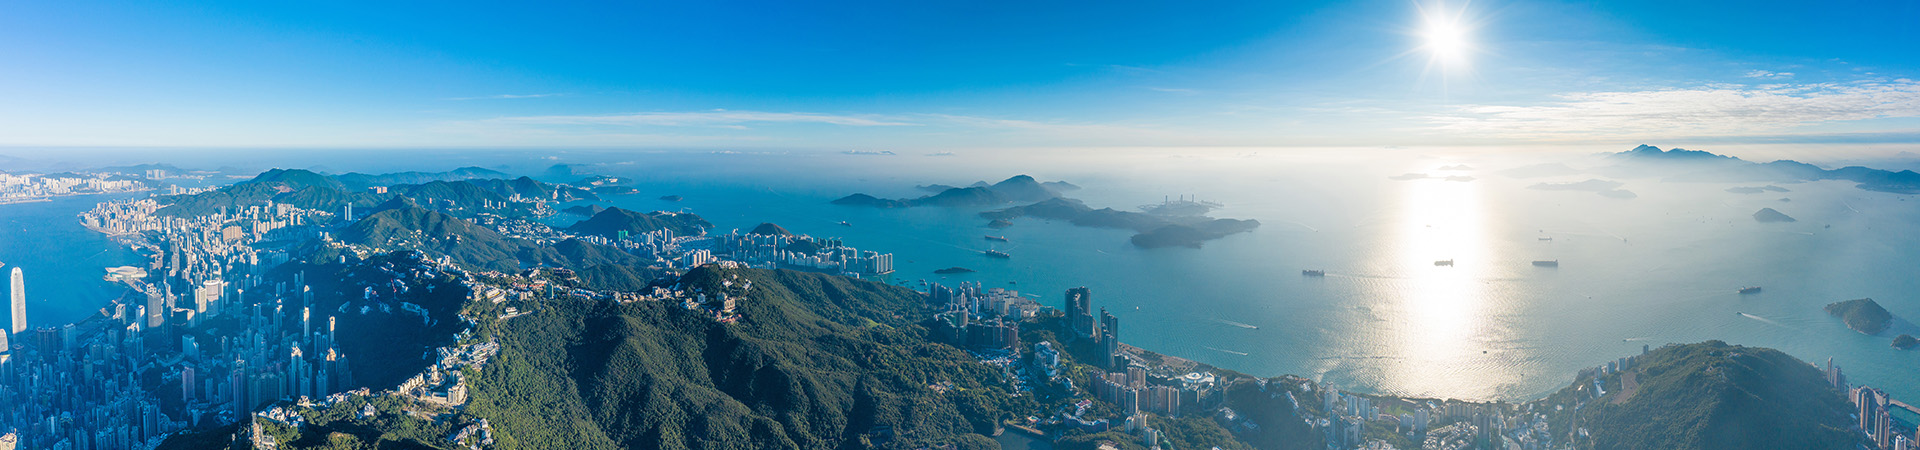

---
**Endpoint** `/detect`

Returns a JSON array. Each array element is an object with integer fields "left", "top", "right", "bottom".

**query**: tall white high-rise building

[{"left": 8, "top": 267, "right": 23, "bottom": 334}]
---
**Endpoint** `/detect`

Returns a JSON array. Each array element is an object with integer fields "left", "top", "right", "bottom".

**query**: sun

[{"left": 1417, "top": 5, "right": 1474, "bottom": 69}]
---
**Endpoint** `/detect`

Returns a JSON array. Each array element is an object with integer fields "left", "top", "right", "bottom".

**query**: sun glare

[
  {"left": 1424, "top": 19, "right": 1466, "bottom": 63},
  {"left": 1417, "top": 4, "right": 1474, "bottom": 70}
]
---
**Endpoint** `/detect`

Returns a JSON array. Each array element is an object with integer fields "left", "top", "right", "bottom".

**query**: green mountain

[
  {"left": 334, "top": 166, "right": 511, "bottom": 189},
  {"left": 1825, "top": 298, "right": 1892, "bottom": 335},
  {"left": 392, "top": 180, "right": 512, "bottom": 208},
  {"left": 566, "top": 207, "right": 711, "bottom": 238},
  {"left": 339, "top": 199, "right": 530, "bottom": 272},
  {"left": 544, "top": 238, "right": 662, "bottom": 291},
  {"left": 156, "top": 168, "right": 386, "bottom": 217},
  {"left": 464, "top": 267, "right": 1020, "bottom": 450},
  {"left": 1567, "top": 341, "right": 1858, "bottom": 450},
  {"left": 342, "top": 198, "right": 665, "bottom": 291},
  {"left": 471, "top": 176, "right": 600, "bottom": 202},
  {"left": 156, "top": 168, "right": 591, "bottom": 218}
]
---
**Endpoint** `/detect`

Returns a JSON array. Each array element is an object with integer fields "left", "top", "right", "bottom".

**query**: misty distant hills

[
  {"left": 833, "top": 175, "right": 1067, "bottom": 208},
  {"left": 1603, "top": 145, "right": 1920, "bottom": 193}
]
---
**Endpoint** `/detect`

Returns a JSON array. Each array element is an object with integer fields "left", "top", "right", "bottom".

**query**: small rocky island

[
  {"left": 1825, "top": 298, "right": 1891, "bottom": 335},
  {"left": 1753, "top": 207, "right": 1796, "bottom": 223},
  {"left": 932, "top": 267, "right": 975, "bottom": 274},
  {"left": 1894, "top": 334, "right": 1917, "bottom": 350}
]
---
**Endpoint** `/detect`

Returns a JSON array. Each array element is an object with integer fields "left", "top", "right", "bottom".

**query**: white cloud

[
  {"left": 1428, "top": 78, "right": 1920, "bottom": 140},
  {"left": 490, "top": 110, "right": 917, "bottom": 127},
  {"left": 1743, "top": 70, "right": 1794, "bottom": 79}
]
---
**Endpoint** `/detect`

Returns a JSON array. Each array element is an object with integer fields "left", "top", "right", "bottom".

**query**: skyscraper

[
  {"left": 9, "top": 267, "right": 23, "bottom": 334},
  {"left": 1100, "top": 308, "right": 1120, "bottom": 368},
  {"left": 1065, "top": 287, "right": 1095, "bottom": 340}
]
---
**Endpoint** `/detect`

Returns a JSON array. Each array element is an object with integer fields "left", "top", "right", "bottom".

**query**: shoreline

[{"left": 0, "top": 188, "right": 152, "bottom": 207}]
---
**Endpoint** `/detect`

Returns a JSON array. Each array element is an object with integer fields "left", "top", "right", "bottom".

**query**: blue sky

[{"left": 0, "top": 0, "right": 1915, "bottom": 150}]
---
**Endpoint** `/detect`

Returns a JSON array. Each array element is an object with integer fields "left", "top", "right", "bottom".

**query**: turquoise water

[
  {"left": 8, "top": 149, "right": 1919, "bottom": 405},
  {"left": 0, "top": 193, "right": 147, "bottom": 331}
]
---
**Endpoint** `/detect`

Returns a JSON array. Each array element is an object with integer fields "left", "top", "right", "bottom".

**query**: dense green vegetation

[
  {"left": 155, "top": 168, "right": 593, "bottom": 218},
  {"left": 1825, "top": 298, "right": 1892, "bottom": 334},
  {"left": 565, "top": 206, "right": 711, "bottom": 238},
  {"left": 333, "top": 166, "right": 511, "bottom": 189},
  {"left": 1572, "top": 341, "right": 1858, "bottom": 450},
  {"left": 339, "top": 198, "right": 666, "bottom": 290},
  {"left": 465, "top": 267, "right": 1030, "bottom": 450}
]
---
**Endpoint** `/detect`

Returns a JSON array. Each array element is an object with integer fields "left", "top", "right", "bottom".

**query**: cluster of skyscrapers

[
  {"left": 928, "top": 282, "right": 1037, "bottom": 350},
  {"left": 711, "top": 228, "right": 895, "bottom": 277},
  {"left": 0, "top": 197, "right": 356, "bottom": 449}
]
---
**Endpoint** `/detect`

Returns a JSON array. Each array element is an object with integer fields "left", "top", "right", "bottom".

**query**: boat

[
  {"left": 1301, "top": 269, "right": 1326, "bottom": 276},
  {"left": 982, "top": 249, "right": 1011, "bottom": 259},
  {"left": 1538, "top": 237, "right": 1553, "bottom": 241},
  {"left": 838, "top": 221, "right": 852, "bottom": 227},
  {"left": 984, "top": 235, "right": 1010, "bottom": 242},
  {"left": 1434, "top": 259, "right": 1454, "bottom": 266},
  {"left": 1531, "top": 260, "right": 1559, "bottom": 267},
  {"left": 1738, "top": 286, "right": 1762, "bottom": 294}
]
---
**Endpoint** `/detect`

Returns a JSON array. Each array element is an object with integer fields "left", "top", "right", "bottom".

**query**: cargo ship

[
  {"left": 982, "top": 249, "right": 1011, "bottom": 259},
  {"left": 1738, "top": 286, "right": 1762, "bottom": 294},
  {"left": 984, "top": 235, "right": 1010, "bottom": 242},
  {"left": 1434, "top": 259, "right": 1454, "bottom": 266},
  {"left": 1531, "top": 260, "right": 1559, "bottom": 267},
  {"left": 1301, "top": 269, "right": 1325, "bottom": 276}
]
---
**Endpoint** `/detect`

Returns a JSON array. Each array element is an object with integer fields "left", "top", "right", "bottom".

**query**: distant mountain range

[
  {"left": 833, "top": 175, "right": 1067, "bottom": 208},
  {"left": 1606, "top": 145, "right": 1920, "bottom": 193}
]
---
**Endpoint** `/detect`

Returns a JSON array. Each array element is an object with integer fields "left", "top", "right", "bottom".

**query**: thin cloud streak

[
  {"left": 1428, "top": 78, "right": 1920, "bottom": 140},
  {"left": 490, "top": 110, "right": 918, "bottom": 127}
]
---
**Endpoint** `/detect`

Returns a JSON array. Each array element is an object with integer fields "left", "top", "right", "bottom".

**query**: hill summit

[{"left": 1569, "top": 340, "right": 1858, "bottom": 450}]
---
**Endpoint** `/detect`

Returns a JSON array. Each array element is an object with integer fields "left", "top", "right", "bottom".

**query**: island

[
  {"left": 982, "top": 197, "right": 1260, "bottom": 248},
  {"left": 1527, "top": 178, "right": 1636, "bottom": 198},
  {"left": 933, "top": 266, "right": 976, "bottom": 274},
  {"left": 1894, "top": 334, "right": 1917, "bottom": 350},
  {"left": 838, "top": 177, "right": 1260, "bottom": 247},
  {"left": 833, "top": 175, "right": 1066, "bottom": 208},
  {"left": 1825, "top": 298, "right": 1891, "bottom": 335},
  {"left": 658, "top": 194, "right": 683, "bottom": 201},
  {"left": 591, "top": 185, "right": 639, "bottom": 195},
  {"left": 1727, "top": 185, "right": 1791, "bottom": 194},
  {"left": 1129, "top": 219, "right": 1262, "bottom": 249},
  {"left": 1754, "top": 207, "right": 1797, "bottom": 223},
  {"left": 561, "top": 204, "right": 606, "bottom": 216}
]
